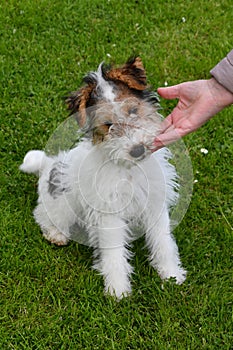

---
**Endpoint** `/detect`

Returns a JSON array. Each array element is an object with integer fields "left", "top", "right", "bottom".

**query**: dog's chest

[{"left": 77, "top": 161, "right": 149, "bottom": 216}]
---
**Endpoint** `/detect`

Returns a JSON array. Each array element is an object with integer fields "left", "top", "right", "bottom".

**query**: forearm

[{"left": 210, "top": 49, "right": 233, "bottom": 94}]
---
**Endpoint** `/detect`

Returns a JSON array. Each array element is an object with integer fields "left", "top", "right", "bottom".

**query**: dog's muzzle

[{"left": 129, "top": 144, "right": 145, "bottom": 158}]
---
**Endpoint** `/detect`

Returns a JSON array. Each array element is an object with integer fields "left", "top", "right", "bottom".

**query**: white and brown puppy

[{"left": 20, "top": 57, "right": 186, "bottom": 299}]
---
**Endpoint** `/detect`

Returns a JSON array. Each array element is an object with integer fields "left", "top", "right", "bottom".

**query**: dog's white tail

[{"left": 20, "top": 150, "right": 48, "bottom": 175}]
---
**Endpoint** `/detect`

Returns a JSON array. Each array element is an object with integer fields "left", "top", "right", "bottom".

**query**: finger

[
  {"left": 153, "top": 128, "right": 182, "bottom": 151},
  {"left": 157, "top": 85, "right": 181, "bottom": 100}
]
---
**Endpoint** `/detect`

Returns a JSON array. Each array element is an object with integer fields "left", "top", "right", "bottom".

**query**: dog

[{"left": 20, "top": 57, "right": 186, "bottom": 299}]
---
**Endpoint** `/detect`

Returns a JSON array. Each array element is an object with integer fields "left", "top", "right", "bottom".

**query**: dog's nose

[{"left": 129, "top": 144, "right": 145, "bottom": 158}]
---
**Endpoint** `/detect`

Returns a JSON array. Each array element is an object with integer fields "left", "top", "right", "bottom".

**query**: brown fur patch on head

[
  {"left": 66, "top": 57, "right": 153, "bottom": 130},
  {"left": 66, "top": 84, "right": 96, "bottom": 127},
  {"left": 104, "top": 56, "right": 147, "bottom": 91},
  {"left": 93, "top": 124, "right": 110, "bottom": 144},
  {"left": 90, "top": 103, "right": 114, "bottom": 144}
]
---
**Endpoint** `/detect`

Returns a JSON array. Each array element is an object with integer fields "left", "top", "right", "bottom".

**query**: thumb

[{"left": 157, "top": 85, "right": 180, "bottom": 100}]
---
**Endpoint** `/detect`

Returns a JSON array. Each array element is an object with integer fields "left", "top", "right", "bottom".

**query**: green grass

[{"left": 1, "top": 0, "right": 233, "bottom": 349}]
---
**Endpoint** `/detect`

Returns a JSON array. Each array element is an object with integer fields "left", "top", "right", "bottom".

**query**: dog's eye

[
  {"left": 128, "top": 107, "right": 138, "bottom": 115},
  {"left": 104, "top": 121, "right": 113, "bottom": 128}
]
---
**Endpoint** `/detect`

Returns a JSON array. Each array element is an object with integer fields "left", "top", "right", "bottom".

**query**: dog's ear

[
  {"left": 105, "top": 56, "right": 147, "bottom": 90},
  {"left": 66, "top": 83, "right": 95, "bottom": 128}
]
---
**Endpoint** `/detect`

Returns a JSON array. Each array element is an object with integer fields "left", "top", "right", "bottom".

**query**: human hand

[{"left": 153, "top": 78, "right": 233, "bottom": 150}]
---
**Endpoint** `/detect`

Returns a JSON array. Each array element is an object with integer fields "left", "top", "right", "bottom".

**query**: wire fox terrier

[{"left": 20, "top": 57, "right": 186, "bottom": 299}]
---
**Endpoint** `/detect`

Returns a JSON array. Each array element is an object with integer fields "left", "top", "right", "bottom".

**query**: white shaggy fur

[{"left": 20, "top": 60, "right": 186, "bottom": 299}]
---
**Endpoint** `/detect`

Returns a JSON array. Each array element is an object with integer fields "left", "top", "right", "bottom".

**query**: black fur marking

[
  {"left": 48, "top": 162, "right": 70, "bottom": 199},
  {"left": 66, "top": 91, "right": 81, "bottom": 115},
  {"left": 101, "top": 63, "right": 111, "bottom": 80},
  {"left": 142, "top": 90, "right": 160, "bottom": 104},
  {"left": 125, "top": 56, "right": 147, "bottom": 86},
  {"left": 83, "top": 73, "right": 97, "bottom": 85},
  {"left": 126, "top": 56, "right": 139, "bottom": 65}
]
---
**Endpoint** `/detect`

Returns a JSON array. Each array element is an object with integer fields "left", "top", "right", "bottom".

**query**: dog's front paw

[
  {"left": 160, "top": 267, "right": 187, "bottom": 285},
  {"left": 105, "top": 284, "right": 132, "bottom": 300},
  {"left": 43, "top": 227, "right": 69, "bottom": 246},
  {"left": 103, "top": 275, "right": 132, "bottom": 300}
]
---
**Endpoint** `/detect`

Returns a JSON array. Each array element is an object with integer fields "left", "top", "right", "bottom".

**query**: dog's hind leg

[
  {"left": 33, "top": 204, "right": 70, "bottom": 246},
  {"left": 42, "top": 226, "right": 69, "bottom": 246}
]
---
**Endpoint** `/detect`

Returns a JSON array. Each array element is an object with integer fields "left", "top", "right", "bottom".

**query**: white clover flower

[
  {"left": 200, "top": 148, "right": 208, "bottom": 154},
  {"left": 164, "top": 81, "right": 168, "bottom": 87},
  {"left": 135, "top": 23, "right": 141, "bottom": 31},
  {"left": 106, "top": 53, "right": 111, "bottom": 58},
  {"left": 182, "top": 17, "right": 186, "bottom": 23}
]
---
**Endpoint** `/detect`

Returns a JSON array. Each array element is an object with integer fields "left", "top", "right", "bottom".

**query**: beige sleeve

[{"left": 210, "top": 50, "right": 233, "bottom": 93}]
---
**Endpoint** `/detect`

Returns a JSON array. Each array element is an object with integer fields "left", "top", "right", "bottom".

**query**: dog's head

[{"left": 66, "top": 57, "right": 162, "bottom": 163}]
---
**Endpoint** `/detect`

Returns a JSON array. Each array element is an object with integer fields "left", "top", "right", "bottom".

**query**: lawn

[{"left": 0, "top": 0, "right": 232, "bottom": 349}]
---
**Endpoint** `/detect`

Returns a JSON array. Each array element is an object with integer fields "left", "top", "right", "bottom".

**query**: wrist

[{"left": 208, "top": 77, "right": 233, "bottom": 108}]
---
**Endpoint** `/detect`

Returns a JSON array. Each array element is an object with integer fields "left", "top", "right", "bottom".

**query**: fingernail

[{"left": 151, "top": 140, "right": 162, "bottom": 152}]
